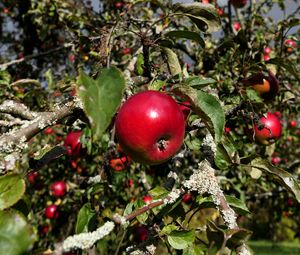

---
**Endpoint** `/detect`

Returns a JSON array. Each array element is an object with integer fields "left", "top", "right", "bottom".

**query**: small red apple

[
  {"left": 263, "top": 54, "right": 270, "bottom": 61},
  {"left": 128, "top": 179, "right": 134, "bottom": 187},
  {"left": 135, "top": 225, "right": 149, "bottom": 242},
  {"left": 224, "top": 127, "right": 231, "bottom": 134},
  {"left": 109, "top": 156, "right": 130, "bottom": 171},
  {"left": 45, "top": 205, "right": 59, "bottom": 219},
  {"left": 122, "top": 48, "right": 131, "bottom": 55},
  {"left": 284, "top": 39, "right": 297, "bottom": 52},
  {"left": 254, "top": 112, "right": 282, "bottom": 145},
  {"left": 271, "top": 156, "right": 281, "bottom": 165},
  {"left": 44, "top": 127, "right": 54, "bottom": 135},
  {"left": 27, "top": 171, "right": 39, "bottom": 184},
  {"left": 115, "top": 2, "right": 123, "bottom": 8},
  {"left": 230, "top": 0, "right": 247, "bottom": 8},
  {"left": 233, "top": 22, "right": 241, "bottom": 31},
  {"left": 264, "top": 47, "right": 272, "bottom": 54},
  {"left": 50, "top": 181, "right": 67, "bottom": 197},
  {"left": 143, "top": 195, "right": 153, "bottom": 204},
  {"left": 115, "top": 91, "right": 185, "bottom": 165},
  {"left": 289, "top": 120, "right": 297, "bottom": 128},
  {"left": 64, "top": 131, "right": 82, "bottom": 157},
  {"left": 217, "top": 7, "right": 225, "bottom": 16},
  {"left": 182, "top": 193, "right": 192, "bottom": 204}
]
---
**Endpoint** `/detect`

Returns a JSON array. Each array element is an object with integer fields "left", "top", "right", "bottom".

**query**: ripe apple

[
  {"left": 289, "top": 120, "right": 297, "bottom": 128},
  {"left": 50, "top": 181, "right": 67, "bottom": 197},
  {"left": 122, "top": 48, "right": 131, "bottom": 55},
  {"left": 135, "top": 225, "right": 149, "bottom": 242},
  {"left": 182, "top": 193, "right": 192, "bottom": 204},
  {"left": 263, "top": 54, "right": 270, "bottom": 61},
  {"left": 271, "top": 156, "right": 281, "bottom": 165},
  {"left": 45, "top": 205, "right": 59, "bottom": 219},
  {"left": 233, "top": 22, "right": 241, "bottom": 31},
  {"left": 254, "top": 112, "right": 282, "bottom": 145},
  {"left": 224, "top": 127, "right": 231, "bottom": 134},
  {"left": 27, "top": 171, "right": 39, "bottom": 184},
  {"left": 230, "top": 0, "right": 247, "bottom": 8},
  {"left": 44, "top": 127, "right": 54, "bottom": 135},
  {"left": 284, "top": 39, "right": 297, "bottom": 52},
  {"left": 109, "top": 156, "right": 130, "bottom": 171},
  {"left": 242, "top": 71, "right": 279, "bottom": 100},
  {"left": 64, "top": 131, "right": 82, "bottom": 157},
  {"left": 264, "top": 47, "right": 272, "bottom": 54},
  {"left": 115, "top": 91, "right": 185, "bottom": 165},
  {"left": 143, "top": 195, "right": 153, "bottom": 204}
]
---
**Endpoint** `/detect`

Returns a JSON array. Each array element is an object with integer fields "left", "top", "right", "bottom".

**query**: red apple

[
  {"left": 115, "top": 91, "right": 185, "bottom": 165},
  {"left": 45, "top": 205, "right": 59, "bottom": 219},
  {"left": 109, "top": 156, "right": 129, "bottom": 171},
  {"left": 143, "top": 195, "right": 153, "bottom": 204},
  {"left": 254, "top": 112, "right": 282, "bottom": 145},
  {"left": 242, "top": 71, "right": 279, "bottom": 100},
  {"left": 289, "top": 120, "right": 297, "bottom": 128},
  {"left": 233, "top": 22, "right": 241, "bottom": 31},
  {"left": 64, "top": 131, "right": 82, "bottom": 157},
  {"left": 44, "top": 127, "right": 54, "bottom": 135},
  {"left": 27, "top": 171, "right": 39, "bottom": 184},
  {"left": 115, "top": 2, "right": 123, "bottom": 8},
  {"left": 284, "top": 39, "right": 297, "bottom": 52},
  {"left": 264, "top": 47, "right": 272, "bottom": 54},
  {"left": 224, "top": 127, "right": 231, "bottom": 134},
  {"left": 271, "top": 156, "right": 281, "bottom": 165},
  {"left": 135, "top": 225, "right": 149, "bottom": 242},
  {"left": 263, "top": 54, "right": 270, "bottom": 61},
  {"left": 122, "top": 48, "right": 131, "bottom": 55},
  {"left": 230, "top": 0, "right": 247, "bottom": 8},
  {"left": 182, "top": 193, "right": 192, "bottom": 204},
  {"left": 50, "top": 181, "right": 67, "bottom": 197}
]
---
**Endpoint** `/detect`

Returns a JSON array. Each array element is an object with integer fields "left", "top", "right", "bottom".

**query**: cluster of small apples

[
  {"left": 284, "top": 39, "right": 297, "bottom": 53},
  {"left": 263, "top": 46, "right": 272, "bottom": 62}
]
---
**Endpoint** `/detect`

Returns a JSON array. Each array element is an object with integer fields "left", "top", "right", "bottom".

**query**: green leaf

[
  {"left": 165, "top": 31, "right": 205, "bottom": 48},
  {"left": 183, "top": 245, "right": 204, "bottom": 255},
  {"left": 0, "top": 174, "right": 25, "bottom": 210},
  {"left": 161, "top": 224, "right": 179, "bottom": 235},
  {"left": 0, "top": 210, "right": 35, "bottom": 255},
  {"left": 267, "top": 58, "right": 300, "bottom": 82},
  {"left": 251, "top": 158, "right": 300, "bottom": 202},
  {"left": 185, "top": 76, "right": 216, "bottom": 88},
  {"left": 161, "top": 47, "right": 182, "bottom": 76},
  {"left": 168, "top": 229, "right": 195, "bottom": 250},
  {"left": 0, "top": 70, "right": 11, "bottom": 86},
  {"left": 75, "top": 203, "right": 97, "bottom": 234},
  {"left": 77, "top": 67, "right": 125, "bottom": 140},
  {"left": 225, "top": 195, "right": 250, "bottom": 215},
  {"left": 173, "top": 3, "right": 221, "bottom": 33},
  {"left": 226, "top": 228, "right": 252, "bottom": 249},
  {"left": 44, "top": 69, "right": 54, "bottom": 89},
  {"left": 246, "top": 88, "right": 263, "bottom": 103},
  {"left": 136, "top": 53, "right": 144, "bottom": 76},
  {"left": 174, "top": 85, "right": 225, "bottom": 143},
  {"left": 149, "top": 186, "right": 169, "bottom": 199}
]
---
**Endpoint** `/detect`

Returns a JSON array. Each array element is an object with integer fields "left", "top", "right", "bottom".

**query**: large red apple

[
  {"left": 254, "top": 112, "right": 282, "bottom": 145},
  {"left": 115, "top": 91, "right": 185, "bottom": 165},
  {"left": 64, "top": 131, "right": 82, "bottom": 157},
  {"left": 50, "top": 181, "right": 67, "bottom": 197}
]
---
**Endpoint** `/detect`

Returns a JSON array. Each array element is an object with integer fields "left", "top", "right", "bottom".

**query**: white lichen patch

[
  {"left": 167, "top": 171, "right": 178, "bottom": 180},
  {"left": 183, "top": 160, "right": 238, "bottom": 229},
  {"left": 238, "top": 244, "right": 252, "bottom": 255},
  {"left": 4, "top": 154, "right": 16, "bottom": 170},
  {"left": 126, "top": 244, "right": 156, "bottom": 255},
  {"left": 164, "top": 189, "right": 181, "bottom": 204},
  {"left": 202, "top": 133, "right": 217, "bottom": 156},
  {"left": 62, "top": 221, "right": 115, "bottom": 251},
  {"left": 88, "top": 175, "right": 102, "bottom": 184}
]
